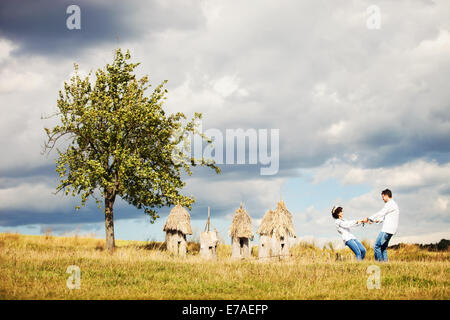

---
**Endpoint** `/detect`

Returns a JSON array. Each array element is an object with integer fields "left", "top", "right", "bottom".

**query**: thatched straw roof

[
  {"left": 229, "top": 203, "right": 254, "bottom": 240},
  {"left": 257, "top": 200, "right": 296, "bottom": 238},
  {"left": 275, "top": 199, "right": 293, "bottom": 222},
  {"left": 163, "top": 204, "right": 193, "bottom": 235}
]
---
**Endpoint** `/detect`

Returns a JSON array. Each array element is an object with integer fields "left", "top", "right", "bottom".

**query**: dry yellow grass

[{"left": 0, "top": 232, "right": 448, "bottom": 299}]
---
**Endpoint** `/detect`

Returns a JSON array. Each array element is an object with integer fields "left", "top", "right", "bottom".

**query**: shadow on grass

[{"left": 126, "top": 241, "right": 200, "bottom": 255}]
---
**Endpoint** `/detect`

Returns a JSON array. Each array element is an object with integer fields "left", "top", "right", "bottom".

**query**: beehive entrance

[{"left": 239, "top": 238, "right": 245, "bottom": 255}]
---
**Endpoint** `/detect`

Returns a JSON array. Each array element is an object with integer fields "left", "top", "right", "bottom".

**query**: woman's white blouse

[{"left": 335, "top": 218, "right": 361, "bottom": 243}]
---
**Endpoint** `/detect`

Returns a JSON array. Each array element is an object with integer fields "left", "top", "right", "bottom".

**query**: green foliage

[{"left": 44, "top": 49, "right": 220, "bottom": 222}]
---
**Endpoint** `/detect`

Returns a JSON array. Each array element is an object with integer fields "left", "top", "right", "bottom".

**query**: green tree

[{"left": 44, "top": 49, "right": 220, "bottom": 252}]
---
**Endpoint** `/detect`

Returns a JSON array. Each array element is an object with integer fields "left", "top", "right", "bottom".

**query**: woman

[{"left": 332, "top": 206, "right": 366, "bottom": 261}]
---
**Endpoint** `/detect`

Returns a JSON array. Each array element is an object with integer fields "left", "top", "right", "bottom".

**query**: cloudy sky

[{"left": 0, "top": 0, "right": 449, "bottom": 247}]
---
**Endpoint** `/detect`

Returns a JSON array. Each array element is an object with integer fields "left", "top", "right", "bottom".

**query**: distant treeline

[{"left": 390, "top": 239, "right": 449, "bottom": 251}]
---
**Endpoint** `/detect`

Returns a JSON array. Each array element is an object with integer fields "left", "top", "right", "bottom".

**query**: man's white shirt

[
  {"left": 369, "top": 198, "right": 400, "bottom": 234},
  {"left": 335, "top": 219, "right": 361, "bottom": 243}
]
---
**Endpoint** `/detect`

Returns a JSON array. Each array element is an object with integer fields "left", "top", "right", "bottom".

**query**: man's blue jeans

[
  {"left": 374, "top": 232, "right": 393, "bottom": 261},
  {"left": 345, "top": 239, "right": 366, "bottom": 261}
]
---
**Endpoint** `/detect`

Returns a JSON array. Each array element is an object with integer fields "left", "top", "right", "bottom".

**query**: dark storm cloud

[
  {"left": 0, "top": 164, "right": 55, "bottom": 180},
  {"left": 0, "top": 201, "right": 144, "bottom": 227},
  {"left": 0, "top": 0, "right": 205, "bottom": 56},
  {"left": 0, "top": 0, "right": 128, "bottom": 55},
  {"left": 0, "top": 195, "right": 244, "bottom": 227},
  {"left": 352, "top": 127, "right": 450, "bottom": 169}
]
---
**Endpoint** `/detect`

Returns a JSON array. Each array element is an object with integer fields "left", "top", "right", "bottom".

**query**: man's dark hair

[
  {"left": 331, "top": 206, "right": 343, "bottom": 219},
  {"left": 381, "top": 189, "right": 392, "bottom": 198}
]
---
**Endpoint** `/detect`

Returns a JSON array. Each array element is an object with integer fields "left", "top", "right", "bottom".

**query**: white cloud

[
  {"left": 183, "top": 175, "right": 286, "bottom": 218},
  {"left": 0, "top": 38, "right": 15, "bottom": 64},
  {"left": 211, "top": 75, "right": 240, "bottom": 97},
  {"left": 413, "top": 29, "right": 450, "bottom": 57},
  {"left": 436, "top": 197, "right": 448, "bottom": 211},
  {"left": 313, "top": 159, "right": 450, "bottom": 191},
  {"left": 164, "top": 74, "right": 225, "bottom": 116},
  {"left": 324, "top": 120, "right": 347, "bottom": 140},
  {"left": 0, "top": 68, "right": 44, "bottom": 93},
  {"left": 0, "top": 182, "right": 74, "bottom": 212}
]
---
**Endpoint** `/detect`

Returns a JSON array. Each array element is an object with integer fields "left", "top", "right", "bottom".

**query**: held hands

[
  {"left": 358, "top": 217, "right": 380, "bottom": 224},
  {"left": 357, "top": 218, "right": 368, "bottom": 224}
]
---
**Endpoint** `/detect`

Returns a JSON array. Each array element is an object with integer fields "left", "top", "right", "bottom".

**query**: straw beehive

[
  {"left": 163, "top": 204, "right": 192, "bottom": 257},
  {"left": 200, "top": 207, "right": 219, "bottom": 260},
  {"left": 229, "top": 203, "right": 254, "bottom": 259},
  {"left": 257, "top": 199, "right": 296, "bottom": 260}
]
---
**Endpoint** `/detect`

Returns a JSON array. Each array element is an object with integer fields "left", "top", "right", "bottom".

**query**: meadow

[{"left": 0, "top": 232, "right": 448, "bottom": 299}]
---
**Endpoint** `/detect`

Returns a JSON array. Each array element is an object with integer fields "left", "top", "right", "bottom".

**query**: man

[{"left": 363, "top": 189, "right": 399, "bottom": 262}]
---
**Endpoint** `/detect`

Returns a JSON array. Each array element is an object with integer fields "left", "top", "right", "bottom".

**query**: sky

[{"left": 0, "top": 0, "right": 449, "bottom": 248}]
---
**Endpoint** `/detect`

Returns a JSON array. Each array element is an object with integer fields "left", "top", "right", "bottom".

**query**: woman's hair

[{"left": 331, "top": 206, "right": 343, "bottom": 219}]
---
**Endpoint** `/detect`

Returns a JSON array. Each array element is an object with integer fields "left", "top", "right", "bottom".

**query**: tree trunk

[{"left": 104, "top": 192, "right": 116, "bottom": 253}]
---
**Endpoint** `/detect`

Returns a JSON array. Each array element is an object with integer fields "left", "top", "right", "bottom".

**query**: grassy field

[{"left": 0, "top": 232, "right": 448, "bottom": 299}]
